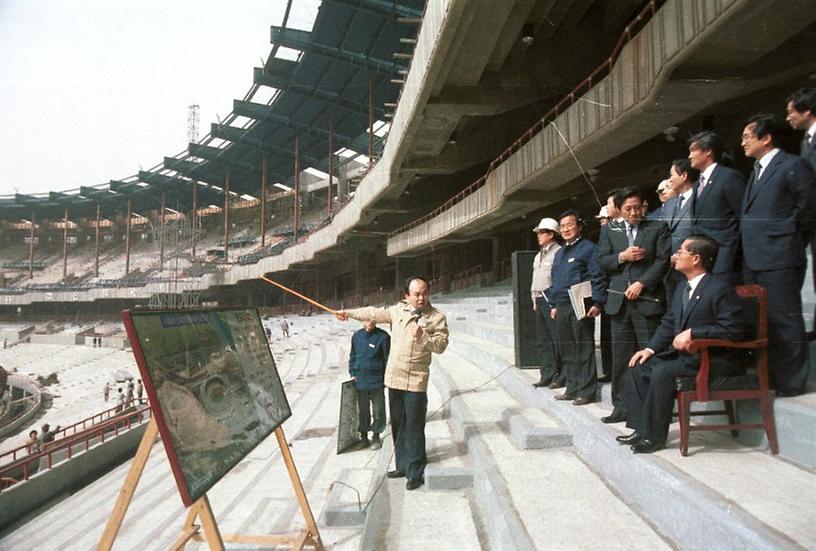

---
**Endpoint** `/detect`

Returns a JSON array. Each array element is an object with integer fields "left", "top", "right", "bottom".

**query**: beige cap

[{"left": 533, "top": 217, "right": 560, "bottom": 234}]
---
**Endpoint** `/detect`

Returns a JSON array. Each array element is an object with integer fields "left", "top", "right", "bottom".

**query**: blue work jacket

[{"left": 349, "top": 327, "right": 390, "bottom": 390}]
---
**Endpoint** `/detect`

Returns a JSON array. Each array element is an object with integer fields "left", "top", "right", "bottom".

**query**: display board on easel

[{"left": 98, "top": 308, "right": 322, "bottom": 551}]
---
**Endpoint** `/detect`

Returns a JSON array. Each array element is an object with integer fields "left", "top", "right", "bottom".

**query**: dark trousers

[
  {"left": 627, "top": 355, "right": 695, "bottom": 444},
  {"left": 610, "top": 303, "right": 661, "bottom": 415},
  {"left": 743, "top": 266, "right": 809, "bottom": 393},
  {"left": 356, "top": 387, "right": 386, "bottom": 435},
  {"left": 388, "top": 388, "right": 427, "bottom": 481},
  {"left": 556, "top": 303, "right": 597, "bottom": 401},
  {"left": 600, "top": 314, "right": 612, "bottom": 378},
  {"left": 534, "top": 297, "right": 562, "bottom": 384}
]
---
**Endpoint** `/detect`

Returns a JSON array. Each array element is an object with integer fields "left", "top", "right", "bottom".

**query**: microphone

[{"left": 412, "top": 307, "right": 428, "bottom": 328}]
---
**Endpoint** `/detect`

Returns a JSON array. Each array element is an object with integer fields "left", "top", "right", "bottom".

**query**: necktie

[
  {"left": 681, "top": 282, "right": 691, "bottom": 313},
  {"left": 696, "top": 175, "right": 706, "bottom": 198},
  {"left": 746, "top": 160, "right": 762, "bottom": 199},
  {"left": 802, "top": 135, "right": 814, "bottom": 159},
  {"left": 674, "top": 195, "right": 685, "bottom": 218},
  {"left": 627, "top": 225, "right": 635, "bottom": 247}
]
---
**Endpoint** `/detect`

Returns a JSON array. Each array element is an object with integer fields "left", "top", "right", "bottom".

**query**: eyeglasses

[{"left": 674, "top": 248, "right": 698, "bottom": 256}]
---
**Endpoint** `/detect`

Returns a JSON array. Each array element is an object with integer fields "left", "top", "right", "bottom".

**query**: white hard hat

[
  {"left": 595, "top": 205, "right": 609, "bottom": 219},
  {"left": 533, "top": 217, "right": 560, "bottom": 234}
]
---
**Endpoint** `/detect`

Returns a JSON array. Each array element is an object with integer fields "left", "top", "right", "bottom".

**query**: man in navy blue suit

[
  {"left": 598, "top": 187, "right": 671, "bottom": 424},
  {"left": 618, "top": 236, "right": 747, "bottom": 453},
  {"left": 740, "top": 114, "right": 816, "bottom": 396},
  {"left": 687, "top": 132, "right": 746, "bottom": 285}
]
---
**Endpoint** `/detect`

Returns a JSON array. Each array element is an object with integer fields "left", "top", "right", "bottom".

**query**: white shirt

[
  {"left": 686, "top": 272, "right": 706, "bottom": 297},
  {"left": 679, "top": 188, "right": 693, "bottom": 206},
  {"left": 644, "top": 272, "right": 707, "bottom": 355},
  {"left": 755, "top": 148, "right": 780, "bottom": 180},
  {"left": 807, "top": 121, "right": 816, "bottom": 142},
  {"left": 701, "top": 163, "right": 717, "bottom": 184},
  {"left": 624, "top": 221, "right": 639, "bottom": 242}
]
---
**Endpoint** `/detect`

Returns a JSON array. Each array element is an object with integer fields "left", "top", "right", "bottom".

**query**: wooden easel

[{"left": 97, "top": 418, "right": 324, "bottom": 551}]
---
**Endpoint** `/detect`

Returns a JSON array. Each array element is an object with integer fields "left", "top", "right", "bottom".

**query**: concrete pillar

[
  {"left": 125, "top": 198, "right": 132, "bottom": 277},
  {"left": 94, "top": 202, "right": 101, "bottom": 277},
  {"left": 28, "top": 210, "right": 35, "bottom": 280},
  {"left": 224, "top": 167, "right": 231, "bottom": 262},
  {"left": 328, "top": 113, "right": 334, "bottom": 219},
  {"left": 191, "top": 181, "right": 198, "bottom": 258},
  {"left": 62, "top": 208, "right": 69, "bottom": 279},
  {"left": 368, "top": 76, "right": 374, "bottom": 162},
  {"left": 294, "top": 135, "right": 301, "bottom": 241},
  {"left": 159, "top": 191, "right": 165, "bottom": 271},
  {"left": 261, "top": 156, "right": 268, "bottom": 247}
]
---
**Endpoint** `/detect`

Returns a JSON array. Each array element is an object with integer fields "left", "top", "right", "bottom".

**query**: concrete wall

[
  {"left": 0, "top": 422, "right": 148, "bottom": 531},
  {"left": 0, "top": 375, "right": 42, "bottom": 439},
  {"left": 30, "top": 334, "right": 82, "bottom": 346}
]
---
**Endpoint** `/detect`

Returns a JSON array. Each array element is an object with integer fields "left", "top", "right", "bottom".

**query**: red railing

[
  {"left": 0, "top": 403, "right": 151, "bottom": 490},
  {"left": 389, "top": 0, "right": 662, "bottom": 238},
  {"left": 0, "top": 400, "right": 147, "bottom": 466}
]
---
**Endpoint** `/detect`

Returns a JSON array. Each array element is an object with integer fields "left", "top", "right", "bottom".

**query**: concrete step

[
  {"left": 432, "top": 348, "right": 672, "bottom": 550},
  {"left": 359, "top": 370, "right": 483, "bottom": 551},
  {"left": 455, "top": 331, "right": 815, "bottom": 549},
  {"left": 446, "top": 317, "right": 515, "bottom": 349}
]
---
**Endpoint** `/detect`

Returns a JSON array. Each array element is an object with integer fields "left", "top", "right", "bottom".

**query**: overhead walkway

[{"left": 386, "top": 0, "right": 816, "bottom": 256}]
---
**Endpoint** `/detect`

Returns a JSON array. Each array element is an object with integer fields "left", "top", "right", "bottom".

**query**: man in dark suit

[
  {"left": 687, "top": 131, "right": 746, "bottom": 285},
  {"left": 786, "top": 88, "right": 816, "bottom": 172},
  {"left": 785, "top": 88, "right": 816, "bottom": 332},
  {"left": 618, "top": 236, "right": 747, "bottom": 453},
  {"left": 740, "top": 114, "right": 816, "bottom": 396},
  {"left": 598, "top": 187, "right": 671, "bottom": 423},
  {"left": 662, "top": 159, "right": 698, "bottom": 303}
]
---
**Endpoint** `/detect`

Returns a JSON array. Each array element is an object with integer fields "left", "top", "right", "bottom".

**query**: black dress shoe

[
  {"left": 548, "top": 381, "right": 565, "bottom": 389},
  {"left": 602, "top": 411, "right": 627, "bottom": 424},
  {"left": 615, "top": 431, "right": 641, "bottom": 445},
  {"left": 572, "top": 397, "right": 592, "bottom": 406},
  {"left": 775, "top": 389, "right": 803, "bottom": 397},
  {"left": 554, "top": 393, "right": 576, "bottom": 401},
  {"left": 631, "top": 438, "right": 664, "bottom": 454},
  {"left": 532, "top": 379, "right": 552, "bottom": 388},
  {"left": 386, "top": 469, "right": 405, "bottom": 479},
  {"left": 405, "top": 478, "right": 424, "bottom": 491}
]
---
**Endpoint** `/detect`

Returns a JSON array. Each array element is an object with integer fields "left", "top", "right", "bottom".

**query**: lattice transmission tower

[{"left": 187, "top": 104, "right": 200, "bottom": 144}]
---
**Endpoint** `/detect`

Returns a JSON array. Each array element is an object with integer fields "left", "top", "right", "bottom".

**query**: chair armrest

[{"left": 688, "top": 338, "right": 767, "bottom": 353}]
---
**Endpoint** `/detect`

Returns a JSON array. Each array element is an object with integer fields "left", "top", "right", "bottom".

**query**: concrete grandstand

[{"left": 1, "top": 0, "right": 815, "bottom": 549}]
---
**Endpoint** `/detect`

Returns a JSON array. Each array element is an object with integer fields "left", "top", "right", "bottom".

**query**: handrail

[
  {"left": 388, "top": 0, "right": 662, "bottom": 238},
  {"left": 0, "top": 404, "right": 151, "bottom": 489},
  {"left": 0, "top": 400, "right": 147, "bottom": 466}
]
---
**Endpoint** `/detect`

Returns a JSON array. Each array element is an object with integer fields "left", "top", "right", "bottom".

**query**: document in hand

[{"left": 568, "top": 280, "right": 594, "bottom": 319}]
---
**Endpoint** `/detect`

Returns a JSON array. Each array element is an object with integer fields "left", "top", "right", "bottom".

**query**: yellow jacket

[{"left": 346, "top": 301, "right": 448, "bottom": 392}]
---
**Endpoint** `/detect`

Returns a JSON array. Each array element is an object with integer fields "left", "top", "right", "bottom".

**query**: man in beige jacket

[{"left": 335, "top": 276, "right": 448, "bottom": 490}]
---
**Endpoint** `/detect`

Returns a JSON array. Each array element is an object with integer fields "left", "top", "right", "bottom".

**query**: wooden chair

[{"left": 674, "top": 284, "right": 779, "bottom": 456}]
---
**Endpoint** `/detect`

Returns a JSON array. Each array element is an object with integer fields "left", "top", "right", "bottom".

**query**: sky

[{"left": 0, "top": 0, "right": 320, "bottom": 198}]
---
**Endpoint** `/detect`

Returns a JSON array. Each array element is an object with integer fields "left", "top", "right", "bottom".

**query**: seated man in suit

[
  {"left": 598, "top": 187, "right": 671, "bottom": 424},
  {"left": 618, "top": 235, "right": 747, "bottom": 453}
]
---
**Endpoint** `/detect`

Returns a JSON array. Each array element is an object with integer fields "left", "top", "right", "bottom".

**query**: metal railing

[{"left": 0, "top": 401, "right": 149, "bottom": 468}]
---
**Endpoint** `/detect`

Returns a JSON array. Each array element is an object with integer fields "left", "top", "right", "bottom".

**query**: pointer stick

[{"left": 260, "top": 276, "right": 337, "bottom": 314}]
